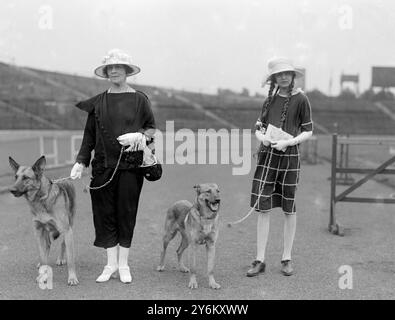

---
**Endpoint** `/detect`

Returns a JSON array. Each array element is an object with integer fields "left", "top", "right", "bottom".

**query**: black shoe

[
  {"left": 246, "top": 260, "right": 266, "bottom": 277},
  {"left": 281, "top": 260, "right": 294, "bottom": 276}
]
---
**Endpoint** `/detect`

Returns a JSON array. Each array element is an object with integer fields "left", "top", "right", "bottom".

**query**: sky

[{"left": 1, "top": 0, "right": 395, "bottom": 95}]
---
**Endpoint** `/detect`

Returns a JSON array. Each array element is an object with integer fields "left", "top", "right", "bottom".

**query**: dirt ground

[{"left": 0, "top": 161, "right": 394, "bottom": 300}]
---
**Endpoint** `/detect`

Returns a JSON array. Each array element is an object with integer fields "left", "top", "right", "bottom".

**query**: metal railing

[{"left": 329, "top": 133, "right": 395, "bottom": 235}]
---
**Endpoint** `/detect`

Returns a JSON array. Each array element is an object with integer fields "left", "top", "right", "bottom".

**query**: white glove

[
  {"left": 271, "top": 139, "right": 291, "bottom": 152},
  {"left": 117, "top": 132, "right": 146, "bottom": 152},
  {"left": 255, "top": 130, "right": 272, "bottom": 147},
  {"left": 142, "top": 146, "right": 156, "bottom": 166},
  {"left": 70, "top": 162, "right": 84, "bottom": 180}
]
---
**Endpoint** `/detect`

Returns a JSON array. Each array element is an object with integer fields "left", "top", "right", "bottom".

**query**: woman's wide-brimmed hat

[
  {"left": 94, "top": 49, "right": 141, "bottom": 78},
  {"left": 264, "top": 57, "right": 304, "bottom": 84}
]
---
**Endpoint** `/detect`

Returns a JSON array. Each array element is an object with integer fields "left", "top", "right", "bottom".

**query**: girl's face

[
  {"left": 274, "top": 71, "right": 294, "bottom": 89},
  {"left": 106, "top": 64, "right": 127, "bottom": 85}
]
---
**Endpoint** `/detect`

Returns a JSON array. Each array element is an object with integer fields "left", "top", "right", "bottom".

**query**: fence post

[
  {"left": 53, "top": 137, "right": 59, "bottom": 166},
  {"left": 329, "top": 133, "right": 338, "bottom": 233},
  {"left": 329, "top": 132, "right": 345, "bottom": 236}
]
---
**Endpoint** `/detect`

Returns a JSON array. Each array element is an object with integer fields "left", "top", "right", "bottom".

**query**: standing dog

[
  {"left": 8, "top": 155, "right": 79, "bottom": 285},
  {"left": 157, "top": 183, "right": 221, "bottom": 289}
]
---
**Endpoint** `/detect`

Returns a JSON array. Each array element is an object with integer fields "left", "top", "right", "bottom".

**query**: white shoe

[
  {"left": 96, "top": 265, "right": 118, "bottom": 283},
  {"left": 119, "top": 266, "right": 132, "bottom": 283}
]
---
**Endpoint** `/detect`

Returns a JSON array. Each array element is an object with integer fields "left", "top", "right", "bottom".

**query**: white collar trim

[
  {"left": 108, "top": 85, "right": 136, "bottom": 93},
  {"left": 277, "top": 88, "right": 303, "bottom": 97}
]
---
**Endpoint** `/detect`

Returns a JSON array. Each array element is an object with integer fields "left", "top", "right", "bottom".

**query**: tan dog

[
  {"left": 8, "top": 156, "right": 79, "bottom": 286},
  {"left": 157, "top": 183, "right": 221, "bottom": 289}
]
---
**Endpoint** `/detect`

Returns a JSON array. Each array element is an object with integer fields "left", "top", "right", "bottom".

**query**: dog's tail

[{"left": 58, "top": 181, "right": 76, "bottom": 226}]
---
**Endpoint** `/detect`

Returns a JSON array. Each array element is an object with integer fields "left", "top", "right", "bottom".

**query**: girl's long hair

[
  {"left": 254, "top": 72, "right": 296, "bottom": 158},
  {"left": 259, "top": 77, "right": 279, "bottom": 122},
  {"left": 259, "top": 73, "right": 296, "bottom": 128},
  {"left": 279, "top": 73, "right": 295, "bottom": 129}
]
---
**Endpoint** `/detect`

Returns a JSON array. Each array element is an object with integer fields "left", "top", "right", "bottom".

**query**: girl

[
  {"left": 70, "top": 49, "right": 156, "bottom": 284},
  {"left": 247, "top": 57, "right": 313, "bottom": 277}
]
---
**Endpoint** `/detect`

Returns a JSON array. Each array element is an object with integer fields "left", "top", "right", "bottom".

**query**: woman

[
  {"left": 247, "top": 57, "right": 313, "bottom": 277},
  {"left": 70, "top": 49, "right": 156, "bottom": 284}
]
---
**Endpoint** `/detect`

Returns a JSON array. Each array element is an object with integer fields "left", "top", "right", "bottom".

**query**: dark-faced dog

[
  {"left": 157, "top": 183, "right": 221, "bottom": 289},
  {"left": 8, "top": 156, "right": 78, "bottom": 285}
]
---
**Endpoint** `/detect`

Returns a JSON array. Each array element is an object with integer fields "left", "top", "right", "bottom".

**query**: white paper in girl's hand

[{"left": 265, "top": 124, "right": 293, "bottom": 142}]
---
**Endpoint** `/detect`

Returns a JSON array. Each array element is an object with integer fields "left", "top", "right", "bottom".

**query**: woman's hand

[
  {"left": 117, "top": 132, "right": 146, "bottom": 151},
  {"left": 70, "top": 162, "right": 84, "bottom": 179},
  {"left": 126, "top": 134, "right": 146, "bottom": 152},
  {"left": 255, "top": 130, "right": 272, "bottom": 146}
]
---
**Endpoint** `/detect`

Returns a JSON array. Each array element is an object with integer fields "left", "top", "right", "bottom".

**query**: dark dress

[
  {"left": 76, "top": 90, "right": 155, "bottom": 248},
  {"left": 250, "top": 91, "right": 313, "bottom": 214}
]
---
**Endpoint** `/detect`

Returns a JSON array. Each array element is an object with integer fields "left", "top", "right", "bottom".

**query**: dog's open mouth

[
  {"left": 10, "top": 189, "right": 26, "bottom": 197},
  {"left": 206, "top": 199, "right": 220, "bottom": 212}
]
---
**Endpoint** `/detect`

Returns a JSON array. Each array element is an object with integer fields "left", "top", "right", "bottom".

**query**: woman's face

[
  {"left": 274, "top": 71, "right": 294, "bottom": 89},
  {"left": 106, "top": 64, "right": 127, "bottom": 84}
]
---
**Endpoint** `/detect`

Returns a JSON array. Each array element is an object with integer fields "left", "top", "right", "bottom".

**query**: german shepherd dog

[
  {"left": 157, "top": 183, "right": 221, "bottom": 289},
  {"left": 8, "top": 156, "right": 79, "bottom": 285}
]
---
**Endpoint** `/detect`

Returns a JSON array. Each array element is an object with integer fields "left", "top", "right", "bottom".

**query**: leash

[
  {"left": 45, "top": 146, "right": 132, "bottom": 192},
  {"left": 52, "top": 177, "right": 73, "bottom": 183},
  {"left": 83, "top": 146, "right": 125, "bottom": 193},
  {"left": 227, "top": 145, "right": 274, "bottom": 228},
  {"left": 52, "top": 145, "right": 153, "bottom": 193},
  {"left": 51, "top": 147, "right": 125, "bottom": 188}
]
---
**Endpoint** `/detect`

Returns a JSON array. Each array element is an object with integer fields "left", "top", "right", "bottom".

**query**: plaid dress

[
  {"left": 251, "top": 144, "right": 300, "bottom": 214},
  {"left": 250, "top": 90, "right": 313, "bottom": 214}
]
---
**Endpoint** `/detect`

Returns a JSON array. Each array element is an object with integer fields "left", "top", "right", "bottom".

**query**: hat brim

[
  {"left": 265, "top": 68, "right": 304, "bottom": 83},
  {"left": 94, "top": 63, "right": 141, "bottom": 78}
]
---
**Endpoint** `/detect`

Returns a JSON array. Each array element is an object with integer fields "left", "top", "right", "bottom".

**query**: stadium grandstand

[{"left": 1, "top": 61, "right": 395, "bottom": 135}]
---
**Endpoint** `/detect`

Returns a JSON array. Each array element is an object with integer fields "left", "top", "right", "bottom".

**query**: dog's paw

[
  {"left": 156, "top": 265, "right": 165, "bottom": 272},
  {"left": 209, "top": 280, "right": 221, "bottom": 290},
  {"left": 67, "top": 275, "right": 79, "bottom": 286},
  {"left": 56, "top": 258, "right": 67, "bottom": 266},
  {"left": 188, "top": 278, "right": 198, "bottom": 289}
]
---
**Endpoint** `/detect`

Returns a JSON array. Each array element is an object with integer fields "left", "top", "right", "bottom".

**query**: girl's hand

[
  {"left": 271, "top": 140, "right": 290, "bottom": 152},
  {"left": 255, "top": 130, "right": 272, "bottom": 146}
]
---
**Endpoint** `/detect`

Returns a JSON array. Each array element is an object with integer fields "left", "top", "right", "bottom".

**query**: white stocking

[
  {"left": 119, "top": 246, "right": 130, "bottom": 268},
  {"left": 282, "top": 214, "right": 296, "bottom": 261},
  {"left": 256, "top": 212, "right": 270, "bottom": 262},
  {"left": 107, "top": 245, "right": 118, "bottom": 267}
]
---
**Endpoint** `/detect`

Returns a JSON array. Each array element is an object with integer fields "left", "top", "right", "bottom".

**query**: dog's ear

[
  {"left": 32, "top": 156, "right": 46, "bottom": 176},
  {"left": 193, "top": 184, "right": 201, "bottom": 194},
  {"left": 9, "top": 157, "right": 20, "bottom": 173}
]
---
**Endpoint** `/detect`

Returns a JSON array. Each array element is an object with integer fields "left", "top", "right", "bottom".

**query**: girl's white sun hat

[
  {"left": 94, "top": 49, "right": 141, "bottom": 78},
  {"left": 264, "top": 57, "right": 304, "bottom": 85}
]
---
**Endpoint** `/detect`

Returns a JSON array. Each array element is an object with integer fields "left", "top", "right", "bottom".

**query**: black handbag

[
  {"left": 120, "top": 150, "right": 144, "bottom": 169},
  {"left": 140, "top": 152, "right": 162, "bottom": 181}
]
